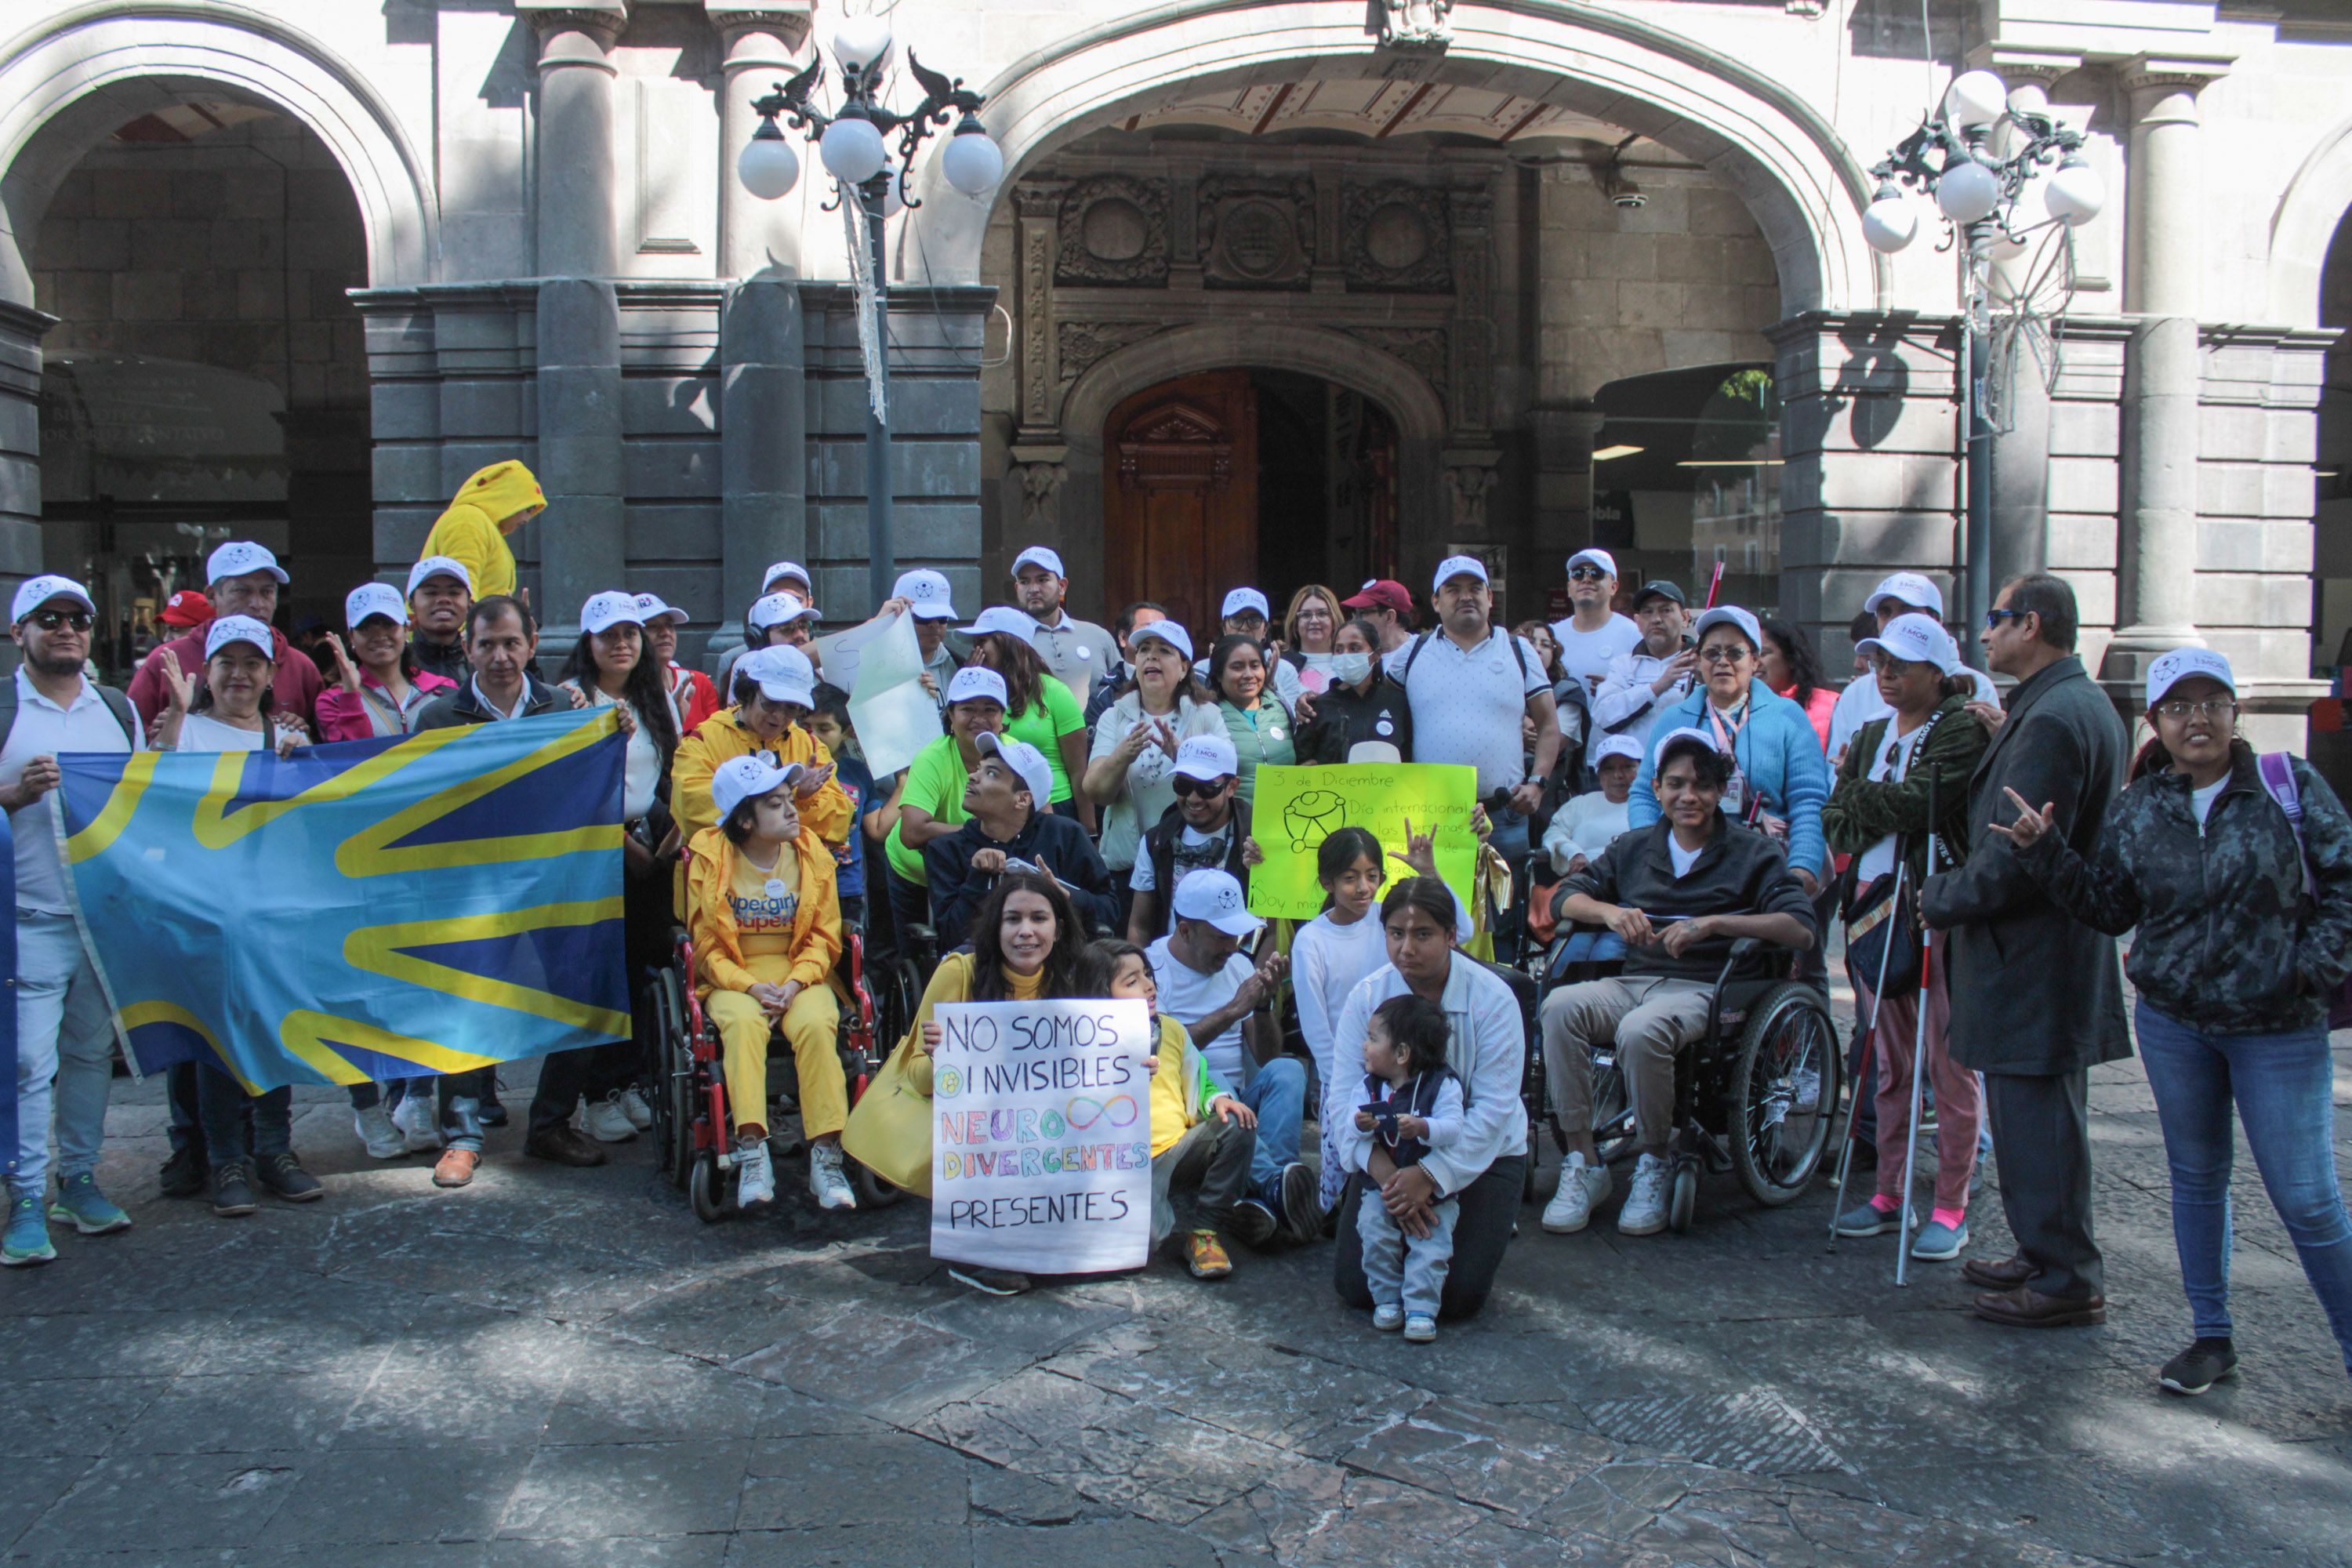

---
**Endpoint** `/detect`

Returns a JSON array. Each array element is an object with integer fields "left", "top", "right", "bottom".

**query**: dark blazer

[
  {"left": 413, "top": 673, "right": 572, "bottom": 730},
  {"left": 1919, "top": 655, "right": 2130, "bottom": 1075}
]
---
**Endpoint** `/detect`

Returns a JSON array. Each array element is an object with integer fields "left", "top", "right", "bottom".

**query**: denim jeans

[
  {"left": 1357, "top": 1186, "right": 1458, "bottom": 1318},
  {"left": 1236, "top": 1056, "right": 1307, "bottom": 1206},
  {"left": 195, "top": 1064, "right": 291, "bottom": 1168},
  {"left": 1556, "top": 930, "right": 1627, "bottom": 966},
  {"left": 2135, "top": 1000, "right": 2352, "bottom": 1375},
  {"left": 11, "top": 911, "right": 116, "bottom": 1190}
]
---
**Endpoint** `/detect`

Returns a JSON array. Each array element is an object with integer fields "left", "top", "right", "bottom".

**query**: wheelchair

[
  {"left": 1525, "top": 927, "right": 1842, "bottom": 1231},
  {"left": 648, "top": 921, "right": 919, "bottom": 1222}
]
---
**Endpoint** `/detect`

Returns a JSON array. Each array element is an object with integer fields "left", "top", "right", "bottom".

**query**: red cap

[
  {"left": 1341, "top": 579, "right": 1413, "bottom": 615},
  {"left": 158, "top": 589, "right": 212, "bottom": 628}
]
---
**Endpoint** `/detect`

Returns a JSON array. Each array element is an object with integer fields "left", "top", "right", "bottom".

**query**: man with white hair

[{"left": 1010, "top": 546, "right": 1118, "bottom": 702}]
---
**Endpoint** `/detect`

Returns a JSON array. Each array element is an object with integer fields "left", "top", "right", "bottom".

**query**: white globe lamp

[
  {"left": 735, "top": 126, "right": 800, "bottom": 201},
  {"left": 1861, "top": 184, "right": 1919, "bottom": 253},
  {"left": 2043, "top": 154, "right": 2106, "bottom": 227},
  {"left": 832, "top": 15, "right": 894, "bottom": 75},
  {"left": 940, "top": 119, "right": 1004, "bottom": 197},
  {"left": 818, "top": 115, "right": 888, "bottom": 186},
  {"left": 1945, "top": 70, "right": 2009, "bottom": 131},
  {"left": 1934, "top": 158, "right": 2001, "bottom": 224}
]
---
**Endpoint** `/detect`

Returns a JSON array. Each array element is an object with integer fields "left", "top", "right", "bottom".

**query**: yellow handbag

[{"left": 842, "top": 1026, "right": 935, "bottom": 1198}]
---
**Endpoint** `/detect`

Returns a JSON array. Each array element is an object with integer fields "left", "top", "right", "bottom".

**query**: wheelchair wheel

[
  {"left": 1668, "top": 1163, "right": 1698, "bottom": 1233},
  {"left": 650, "top": 966, "right": 694, "bottom": 1189},
  {"left": 689, "top": 1149, "right": 727, "bottom": 1224},
  {"left": 875, "top": 957, "right": 924, "bottom": 1052},
  {"left": 1727, "top": 980, "right": 1842, "bottom": 1207},
  {"left": 1588, "top": 1058, "right": 1639, "bottom": 1167},
  {"left": 851, "top": 1159, "right": 904, "bottom": 1210}
]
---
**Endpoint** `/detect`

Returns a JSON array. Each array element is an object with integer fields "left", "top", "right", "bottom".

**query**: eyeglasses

[
  {"left": 1695, "top": 644, "right": 1751, "bottom": 665},
  {"left": 1170, "top": 775, "right": 1230, "bottom": 800},
  {"left": 1984, "top": 608, "right": 2026, "bottom": 630},
  {"left": 2154, "top": 698, "right": 2235, "bottom": 722},
  {"left": 1867, "top": 653, "right": 1918, "bottom": 675},
  {"left": 28, "top": 610, "right": 93, "bottom": 632},
  {"left": 1566, "top": 566, "right": 1609, "bottom": 583}
]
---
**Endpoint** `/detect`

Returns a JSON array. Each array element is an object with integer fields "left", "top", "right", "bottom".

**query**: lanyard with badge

[{"left": 1704, "top": 701, "right": 1753, "bottom": 818}]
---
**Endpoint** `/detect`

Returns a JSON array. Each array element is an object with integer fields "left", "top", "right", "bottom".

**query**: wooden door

[{"left": 1103, "top": 370, "right": 1257, "bottom": 636}]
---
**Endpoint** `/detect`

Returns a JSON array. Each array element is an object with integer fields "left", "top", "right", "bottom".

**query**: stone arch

[
  {"left": 0, "top": 5, "right": 438, "bottom": 304},
  {"left": 2271, "top": 110, "right": 2352, "bottom": 326},
  {"left": 909, "top": 0, "right": 1881, "bottom": 315}
]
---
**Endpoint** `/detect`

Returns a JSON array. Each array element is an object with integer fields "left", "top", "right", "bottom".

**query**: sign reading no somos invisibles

[{"left": 928, "top": 998, "right": 1152, "bottom": 1274}]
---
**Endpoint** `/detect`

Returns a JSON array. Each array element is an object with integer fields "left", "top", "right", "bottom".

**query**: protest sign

[
  {"left": 1247, "top": 762, "right": 1479, "bottom": 920},
  {"left": 928, "top": 997, "right": 1152, "bottom": 1274},
  {"left": 843, "top": 610, "right": 939, "bottom": 779}
]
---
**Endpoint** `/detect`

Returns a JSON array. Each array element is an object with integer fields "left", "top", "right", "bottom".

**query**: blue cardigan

[{"left": 1626, "top": 678, "right": 1831, "bottom": 879}]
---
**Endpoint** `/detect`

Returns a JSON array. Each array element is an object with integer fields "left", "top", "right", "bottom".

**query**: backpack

[
  {"left": 0, "top": 675, "right": 137, "bottom": 753},
  {"left": 2252, "top": 752, "right": 2352, "bottom": 1029},
  {"left": 1398, "top": 628, "right": 1530, "bottom": 687}
]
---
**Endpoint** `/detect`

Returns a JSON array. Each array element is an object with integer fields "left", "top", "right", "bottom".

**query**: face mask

[{"left": 1330, "top": 652, "right": 1374, "bottom": 686}]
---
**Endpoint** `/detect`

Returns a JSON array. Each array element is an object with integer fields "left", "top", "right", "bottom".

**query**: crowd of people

[{"left": 4, "top": 457, "right": 2350, "bottom": 1388}]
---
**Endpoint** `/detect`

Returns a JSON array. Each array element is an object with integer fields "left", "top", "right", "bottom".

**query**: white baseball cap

[
  {"left": 408, "top": 556, "right": 473, "bottom": 598},
  {"left": 894, "top": 568, "right": 959, "bottom": 620},
  {"left": 580, "top": 590, "right": 646, "bottom": 635},
  {"left": 1566, "top": 548, "right": 1618, "bottom": 579},
  {"left": 2146, "top": 647, "right": 2235, "bottom": 712},
  {"left": 710, "top": 754, "right": 807, "bottom": 823},
  {"left": 633, "top": 593, "right": 689, "bottom": 627},
  {"left": 1011, "top": 546, "right": 1065, "bottom": 579},
  {"left": 1221, "top": 587, "right": 1270, "bottom": 622},
  {"left": 737, "top": 644, "right": 816, "bottom": 709},
  {"left": 1865, "top": 572, "right": 1944, "bottom": 619},
  {"left": 10, "top": 575, "right": 95, "bottom": 625},
  {"left": 750, "top": 591, "right": 821, "bottom": 630},
  {"left": 1857, "top": 612, "right": 1962, "bottom": 676},
  {"left": 975, "top": 731, "right": 1054, "bottom": 808},
  {"left": 960, "top": 604, "right": 1040, "bottom": 641},
  {"left": 345, "top": 582, "right": 408, "bottom": 628},
  {"left": 1432, "top": 554, "right": 1489, "bottom": 591},
  {"left": 1171, "top": 867, "right": 1261, "bottom": 938},
  {"left": 946, "top": 666, "right": 1009, "bottom": 708},
  {"left": 204, "top": 614, "right": 277, "bottom": 662},
  {"left": 761, "top": 560, "right": 812, "bottom": 594},
  {"left": 1652, "top": 725, "right": 1723, "bottom": 766},
  {"left": 1172, "top": 732, "right": 1240, "bottom": 783},
  {"left": 1593, "top": 733, "right": 1646, "bottom": 767},
  {"left": 1129, "top": 619, "right": 1192, "bottom": 662},
  {"left": 208, "top": 541, "right": 288, "bottom": 586},
  {"left": 1692, "top": 604, "right": 1762, "bottom": 652}
]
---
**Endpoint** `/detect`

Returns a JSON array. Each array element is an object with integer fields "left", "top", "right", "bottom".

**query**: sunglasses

[
  {"left": 1567, "top": 566, "right": 1610, "bottom": 583},
  {"left": 1696, "top": 644, "right": 1751, "bottom": 665},
  {"left": 1984, "top": 608, "right": 2027, "bottom": 629},
  {"left": 28, "top": 610, "right": 93, "bottom": 632},
  {"left": 1171, "top": 775, "right": 1230, "bottom": 800}
]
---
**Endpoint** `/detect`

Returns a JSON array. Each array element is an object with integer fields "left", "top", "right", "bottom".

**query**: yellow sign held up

[{"left": 1247, "top": 763, "right": 1479, "bottom": 920}]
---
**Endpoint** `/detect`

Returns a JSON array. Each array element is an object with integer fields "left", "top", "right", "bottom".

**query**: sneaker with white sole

[
  {"left": 1617, "top": 1153, "right": 1671, "bottom": 1236},
  {"left": 1909, "top": 1218, "right": 1969, "bottom": 1261},
  {"left": 808, "top": 1142, "right": 857, "bottom": 1210},
  {"left": 1403, "top": 1312, "right": 1438, "bottom": 1344},
  {"left": 1835, "top": 1200, "right": 1899, "bottom": 1238},
  {"left": 1541, "top": 1152, "right": 1613, "bottom": 1234},
  {"left": 390, "top": 1091, "right": 442, "bottom": 1153},
  {"left": 616, "top": 1086, "right": 654, "bottom": 1132},
  {"left": 580, "top": 1094, "right": 638, "bottom": 1143},
  {"left": 1372, "top": 1302, "right": 1405, "bottom": 1332},
  {"left": 735, "top": 1135, "right": 775, "bottom": 1207},
  {"left": 354, "top": 1105, "right": 405, "bottom": 1160}
]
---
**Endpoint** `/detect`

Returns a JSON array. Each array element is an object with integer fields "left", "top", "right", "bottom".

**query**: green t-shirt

[
  {"left": 1003, "top": 677, "right": 1084, "bottom": 804},
  {"left": 884, "top": 734, "right": 971, "bottom": 885}
]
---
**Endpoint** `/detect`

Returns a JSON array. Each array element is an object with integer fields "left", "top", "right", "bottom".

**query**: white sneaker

[
  {"left": 1541, "top": 1152, "right": 1613, "bottom": 1234},
  {"left": 808, "top": 1142, "right": 857, "bottom": 1210},
  {"left": 354, "top": 1105, "right": 405, "bottom": 1160},
  {"left": 580, "top": 1094, "right": 638, "bottom": 1143},
  {"left": 391, "top": 1091, "right": 442, "bottom": 1152},
  {"left": 615, "top": 1086, "right": 654, "bottom": 1132},
  {"left": 1617, "top": 1153, "right": 1671, "bottom": 1236},
  {"left": 735, "top": 1137, "right": 775, "bottom": 1208}
]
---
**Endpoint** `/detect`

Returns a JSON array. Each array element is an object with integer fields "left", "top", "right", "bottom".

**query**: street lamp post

[
  {"left": 732, "top": 21, "right": 1004, "bottom": 612},
  {"left": 1860, "top": 70, "right": 2105, "bottom": 666}
]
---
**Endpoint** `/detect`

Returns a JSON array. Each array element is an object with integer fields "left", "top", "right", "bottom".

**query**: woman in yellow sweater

[{"left": 686, "top": 754, "right": 854, "bottom": 1212}]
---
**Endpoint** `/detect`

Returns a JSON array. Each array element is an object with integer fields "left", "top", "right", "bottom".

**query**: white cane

[
  {"left": 1895, "top": 764, "right": 1939, "bottom": 1287},
  {"left": 1828, "top": 852, "right": 1905, "bottom": 1249}
]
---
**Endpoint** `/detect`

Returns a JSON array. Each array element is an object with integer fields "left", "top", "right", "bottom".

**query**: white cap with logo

[
  {"left": 750, "top": 591, "right": 821, "bottom": 630},
  {"left": 408, "top": 556, "right": 474, "bottom": 599},
  {"left": 1864, "top": 571, "right": 1944, "bottom": 619},
  {"left": 1011, "top": 546, "right": 1065, "bottom": 579},
  {"left": 1652, "top": 725, "right": 1723, "bottom": 766},
  {"left": 1130, "top": 619, "right": 1192, "bottom": 662},
  {"left": 633, "top": 593, "right": 689, "bottom": 626},
  {"left": 2146, "top": 647, "right": 2235, "bottom": 712},
  {"left": 1432, "top": 554, "right": 1489, "bottom": 591},
  {"left": 1172, "top": 867, "right": 1261, "bottom": 937},
  {"left": 946, "top": 666, "right": 1009, "bottom": 707},
  {"left": 1221, "top": 587, "right": 1269, "bottom": 621},
  {"left": 1857, "top": 612, "right": 1962, "bottom": 675},
  {"left": 580, "top": 590, "right": 646, "bottom": 635},
  {"left": 960, "top": 604, "right": 1040, "bottom": 641},
  {"left": 894, "top": 568, "right": 959, "bottom": 620},
  {"left": 975, "top": 731, "right": 1055, "bottom": 808},
  {"left": 737, "top": 644, "right": 816, "bottom": 709},
  {"left": 710, "top": 754, "right": 808, "bottom": 823},
  {"left": 208, "top": 541, "right": 288, "bottom": 586},
  {"left": 1593, "top": 733, "right": 1646, "bottom": 766},
  {"left": 1692, "top": 604, "right": 1762, "bottom": 652},
  {"left": 10, "top": 575, "right": 95, "bottom": 625},
  {"left": 1566, "top": 548, "right": 1618, "bottom": 579},
  {"left": 204, "top": 614, "right": 277, "bottom": 662},
  {"left": 346, "top": 582, "right": 408, "bottom": 628},
  {"left": 761, "top": 560, "right": 812, "bottom": 594},
  {"left": 1173, "top": 732, "right": 1240, "bottom": 782}
]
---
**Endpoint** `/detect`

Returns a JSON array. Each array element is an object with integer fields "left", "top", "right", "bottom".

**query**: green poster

[{"left": 1247, "top": 762, "right": 1480, "bottom": 920}]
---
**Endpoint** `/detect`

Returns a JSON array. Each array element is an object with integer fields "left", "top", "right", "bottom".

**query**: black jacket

[
  {"left": 1294, "top": 679, "right": 1413, "bottom": 764},
  {"left": 411, "top": 634, "right": 470, "bottom": 686},
  {"left": 1821, "top": 695, "right": 1992, "bottom": 893},
  {"left": 1138, "top": 797, "right": 1253, "bottom": 925},
  {"left": 1557, "top": 817, "right": 1816, "bottom": 981},
  {"left": 924, "top": 807, "right": 1116, "bottom": 949},
  {"left": 413, "top": 673, "right": 571, "bottom": 730},
  {"left": 1920, "top": 655, "right": 2131, "bottom": 1075},
  {"left": 2021, "top": 743, "right": 2352, "bottom": 1036}
]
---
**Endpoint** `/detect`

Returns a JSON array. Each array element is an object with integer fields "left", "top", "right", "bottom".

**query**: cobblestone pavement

[{"left": 3, "top": 1018, "right": 2348, "bottom": 1567}]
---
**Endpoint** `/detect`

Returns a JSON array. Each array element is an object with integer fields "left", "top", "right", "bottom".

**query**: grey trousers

[
  {"left": 1151, "top": 1112, "right": 1255, "bottom": 1244},
  {"left": 1540, "top": 975, "right": 1715, "bottom": 1149},
  {"left": 1984, "top": 1068, "right": 2103, "bottom": 1301}
]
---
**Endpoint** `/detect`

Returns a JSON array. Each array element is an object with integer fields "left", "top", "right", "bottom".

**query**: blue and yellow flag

[{"left": 56, "top": 709, "right": 630, "bottom": 1094}]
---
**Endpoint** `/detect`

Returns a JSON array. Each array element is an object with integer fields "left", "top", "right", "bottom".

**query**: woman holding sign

[
  {"left": 1327, "top": 877, "right": 1529, "bottom": 1320},
  {"left": 880, "top": 872, "right": 1093, "bottom": 1296}
]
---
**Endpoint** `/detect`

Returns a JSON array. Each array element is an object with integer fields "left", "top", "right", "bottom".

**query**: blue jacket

[{"left": 1626, "top": 678, "right": 1831, "bottom": 878}]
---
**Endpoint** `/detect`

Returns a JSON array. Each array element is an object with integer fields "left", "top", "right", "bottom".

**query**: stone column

[
  {"left": 523, "top": 3, "right": 630, "bottom": 640},
  {"left": 709, "top": 3, "right": 812, "bottom": 281},
  {"left": 2102, "top": 53, "right": 2230, "bottom": 679},
  {"left": 0, "top": 299, "right": 58, "bottom": 626},
  {"left": 710, "top": 278, "right": 807, "bottom": 666}
]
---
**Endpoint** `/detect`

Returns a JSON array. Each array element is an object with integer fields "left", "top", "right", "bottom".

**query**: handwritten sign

[
  {"left": 1247, "top": 762, "right": 1479, "bottom": 920},
  {"left": 928, "top": 998, "right": 1152, "bottom": 1274}
]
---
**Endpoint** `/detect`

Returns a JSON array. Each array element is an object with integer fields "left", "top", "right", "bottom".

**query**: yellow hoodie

[{"left": 419, "top": 461, "right": 544, "bottom": 601}]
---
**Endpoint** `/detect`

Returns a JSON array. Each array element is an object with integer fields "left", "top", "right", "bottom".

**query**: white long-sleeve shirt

[
  {"left": 1290, "top": 901, "right": 1475, "bottom": 1075},
  {"left": 1592, "top": 648, "right": 1695, "bottom": 735},
  {"left": 1541, "top": 790, "right": 1633, "bottom": 874},
  {"left": 1327, "top": 956, "right": 1527, "bottom": 1199}
]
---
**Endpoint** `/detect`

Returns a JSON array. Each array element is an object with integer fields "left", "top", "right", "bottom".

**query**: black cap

[{"left": 1629, "top": 580, "right": 1686, "bottom": 610}]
